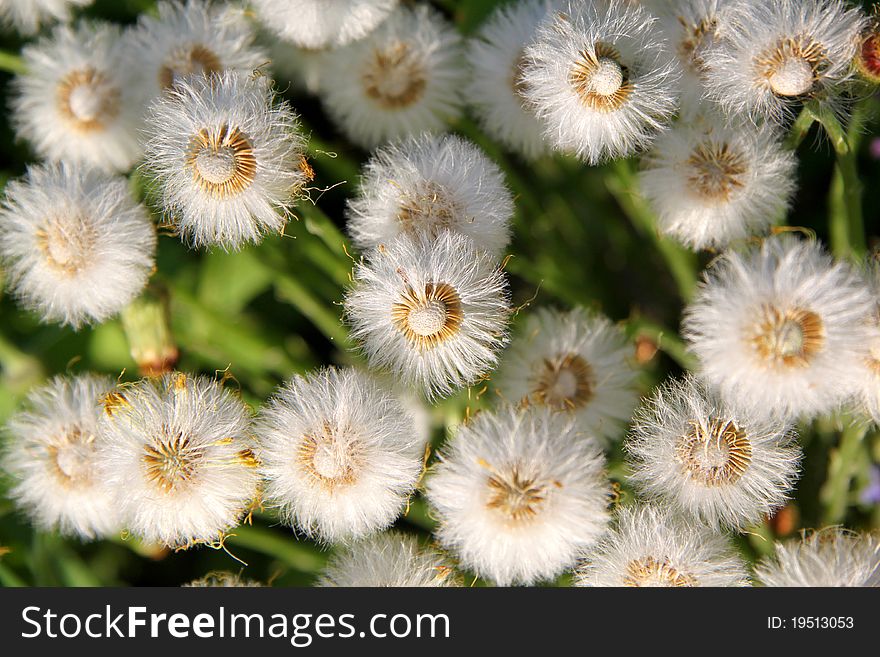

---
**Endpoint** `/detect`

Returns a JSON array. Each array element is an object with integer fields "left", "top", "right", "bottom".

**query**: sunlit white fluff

[
  {"left": 0, "top": 0, "right": 91, "bottom": 35},
  {"left": 346, "top": 134, "right": 513, "bottom": 256},
  {"left": 255, "top": 367, "right": 423, "bottom": 544},
  {"left": 128, "top": 0, "right": 267, "bottom": 103},
  {"left": 654, "top": 0, "right": 731, "bottom": 116},
  {"left": 0, "top": 163, "right": 156, "bottom": 329},
  {"left": 683, "top": 236, "right": 874, "bottom": 421},
  {"left": 319, "top": 4, "right": 465, "bottom": 149},
  {"left": 639, "top": 113, "right": 797, "bottom": 251},
  {"left": 184, "top": 572, "right": 263, "bottom": 587},
  {"left": 702, "top": 0, "right": 867, "bottom": 125},
  {"left": 11, "top": 22, "right": 142, "bottom": 173},
  {"left": 253, "top": 0, "right": 397, "bottom": 49},
  {"left": 575, "top": 504, "right": 750, "bottom": 586},
  {"left": 317, "top": 532, "right": 460, "bottom": 587},
  {"left": 345, "top": 231, "right": 511, "bottom": 399},
  {"left": 494, "top": 307, "right": 639, "bottom": 446},
  {"left": 627, "top": 375, "right": 801, "bottom": 530},
  {"left": 521, "top": 0, "right": 680, "bottom": 164},
  {"left": 465, "top": 0, "right": 559, "bottom": 160},
  {"left": 755, "top": 528, "right": 880, "bottom": 587},
  {"left": 96, "top": 373, "right": 260, "bottom": 549},
  {"left": 855, "top": 260, "right": 880, "bottom": 424},
  {"left": 142, "top": 70, "right": 309, "bottom": 250},
  {"left": 4, "top": 375, "right": 120, "bottom": 540},
  {"left": 426, "top": 405, "right": 610, "bottom": 586}
]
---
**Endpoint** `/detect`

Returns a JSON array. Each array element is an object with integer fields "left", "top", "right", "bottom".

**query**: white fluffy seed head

[
  {"left": 520, "top": 0, "right": 681, "bottom": 164},
  {"left": 346, "top": 133, "right": 513, "bottom": 256},
  {"left": 701, "top": 0, "right": 867, "bottom": 125},
  {"left": 575, "top": 504, "right": 750, "bottom": 587},
  {"left": 184, "top": 572, "right": 264, "bottom": 587},
  {"left": 627, "top": 375, "right": 801, "bottom": 531},
  {"left": 128, "top": 0, "right": 267, "bottom": 103},
  {"left": 854, "top": 260, "right": 880, "bottom": 424},
  {"left": 318, "top": 4, "right": 465, "bottom": 149},
  {"left": 253, "top": 0, "right": 398, "bottom": 49},
  {"left": 493, "top": 307, "right": 640, "bottom": 447},
  {"left": 317, "top": 532, "right": 460, "bottom": 587},
  {"left": 755, "top": 528, "right": 880, "bottom": 587},
  {"left": 255, "top": 367, "right": 423, "bottom": 545},
  {"left": 465, "top": 0, "right": 560, "bottom": 160},
  {"left": 142, "top": 70, "right": 310, "bottom": 250},
  {"left": 426, "top": 405, "right": 611, "bottom": 586},
  {"left": 4, "top": 374, "right": 121, "bottom": 540},
  {"left": 0, "top": 0, "right": 92, "bottom": 35},
  {"left": 11, "top": 21, "right": 143, "bottom": 173},
  {"left": 683, "top": 236, "right": 875, "bottom": 421},
  {"left": 0, "top": 163, "right": 156, "bottom": 329},
  {"left": 639, "top": 112, "right": 798, "bottom": 250},
  {"left": 345, "top": 231, "right": 511, "bottom": 400},
  {"left": 96, "top": 373, "right": 260, "bottom": 549}
]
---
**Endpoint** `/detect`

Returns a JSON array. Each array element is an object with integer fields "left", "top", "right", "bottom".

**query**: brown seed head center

[
  {"left": 159, "top": 43, "right": 222, "bottom": 90},
  {"left": 755, "top": 36, "right": 827, "bottom": 97},
  {"left": 48, "top": 425, "right": 94, "bottom": 486},
  {"left": 186, "top": 123, "right": 257, "bottom": 198},
  {"left": 485, "top": 464, "right": 548, "bottom": 522},
  {"left": 35, "top": 214, "right": 97, "bottom": 276},
  {"left": 397, "top": 181, "right": 458, "bottom": 235},
  {"left": 532, "top": 353, "right": 595, "bottom": 411},
  {"left": 362, "top": 41, "right": 427, "bottom": 109},
  {"left": 57, "top": 67, "right": 121, "bottom": 132},
  {"left": 569, "top": 42, "right": 632, "bottom": 112},
  {"left": 624, "top": 556, "right": 697, "bottom": 587},
  {"left": 143, "top": 428, "right": 201, "bottom": 493},
  {"left": 686, "top": 141, "right": 748, "bottom": 201},
  {"left": 676, "top": 418, "right": 753, "bottom": 486},
  {"left": 391, "top": 282, "right": 463, "bottom": 350},
  {"left": 298, "top": 422, "right": 360, "bottom": 490},
  {"left": 750, "top": 305, "right": 825, "bottom": 369}
]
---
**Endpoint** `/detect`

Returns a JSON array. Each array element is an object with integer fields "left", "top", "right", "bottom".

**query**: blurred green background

[{"left": 0, "top": 0, "right": 878, "bottom": 586}]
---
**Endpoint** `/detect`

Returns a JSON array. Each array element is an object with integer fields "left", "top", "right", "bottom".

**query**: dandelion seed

[
  {"left": 627, "top": 375, "right": 801, "bottom": 530},
  {"left": 426, "top": 405, "right": 610, "bottom": 586},
  {"left": 756, "top": 528, "right": 880, "bottom": 587},
  {"left": 521, "top": 0, "right": 680, "bottom": 164},
  {"left": 256, "top": 368, "right": 423, "bottom": 544},
  {"left": 345, "top": 231, "right": 511, "bottom": 399},
  {"left": 184, "top": 572, "right": 264, "bottom": 587},
  {"left": 683, "top": 236, "right": 874, "bottom": 420},
  {"left": 575, "top": 504, "right": 750, "bottom": 587},
  {"left": 346, "top": 134, "right": 513, "bottom": 256},
  {"left": 0, "top": 0, "right": 92, "bottom": 35},
  {"left": 317, "top": 532, "right": 460, "bottom": 587},
  {"left": 11, "top": 22, "right": 142, "bottom": 172},
  {"left": 4, "top": 375, "right": 120, "bottom": 540},
  {"left": 142, "top": 70, "right": 309, "bottom": 250},
  {"left": 128, "top": 0, "right": 266, "bottom": 101},
  {"left": 701, "top": 0, "right": 866, "bottom": 125},
  {"left": 253, "top": 0, "right": 397, "bottom": 50},
  {"left": 0, "top": 163, "right": 156, "bottom": 328},
  {"left": 319, "top": 4, "right": 465, "bottom": 149},
  {"left": 466, "top": 0, "right": 560, "bottom": 160},
  {"left": 639, "top": 112, "right": 797, "bottom": 250},
  {"left": 494, "top": 307, "right": 639, "bottom": 447},
  {"left": 96, "top": 373, "right": 260, "bottom": 549}
]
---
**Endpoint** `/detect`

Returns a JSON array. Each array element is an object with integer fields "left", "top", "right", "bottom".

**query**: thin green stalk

[
  {"left": 274, "top": 273, "right": 349, "bottom": 345},
  {"left": 0, "top": 50, "right": 25, "bottom": 75},
  {"left": 820, "top": 422, "right": 869, "bottom": 525},
  {"left": 784, "top": 104, "right": 819, "bottom": 151},
  {"left": 607, "top": 160, "right": 699, "bottom": 301},
  {"left": 224, "top": 525, "right": 326, "bottom": 573}
]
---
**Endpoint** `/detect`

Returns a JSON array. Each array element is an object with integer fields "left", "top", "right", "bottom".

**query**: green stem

[
  {"left": 607, "top": 160, "right": 699, "bottom": 301},
  {"left": 784, "top": 104, "right": 818, "bottom": 151},
  {"left": 224, "top": 525, "right": 326, "bottom": 573},
  {"left": 274, "top": 273, "right": 349, "bottom": 345},
  {"left": 820, "top": 422, "right": 868, "bottom": 525},
  {"left": 0, "top": 50, "right": 25, "bottom": 75}
]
